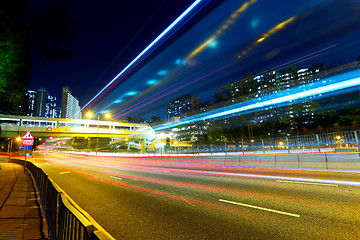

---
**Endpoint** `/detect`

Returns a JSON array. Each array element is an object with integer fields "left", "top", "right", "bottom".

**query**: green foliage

[
  {"left": 164, "top": 137, "right": 170, "bottom": 150},
  {"left": 0, "top": 13, "right": 30, "bottom": 114}
]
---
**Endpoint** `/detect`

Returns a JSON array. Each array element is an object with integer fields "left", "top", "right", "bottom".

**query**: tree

[
  {"left": 164, "top": 137, "right": 170, "bottom": 151},
  {"left": 0, "top": 6, "right": 31, "bottom": 114}
]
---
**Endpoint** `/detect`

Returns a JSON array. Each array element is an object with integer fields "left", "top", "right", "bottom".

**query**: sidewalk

[{"left": 0, "top": 162, "right": 48, "bottom": 239}]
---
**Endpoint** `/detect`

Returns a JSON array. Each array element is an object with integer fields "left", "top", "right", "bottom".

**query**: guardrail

[
  {"left": 11, "top": 159, "right": 111, "bottom": 240},
  {"left": 145, "top": 130, "right": 360, "bottom": 155}
]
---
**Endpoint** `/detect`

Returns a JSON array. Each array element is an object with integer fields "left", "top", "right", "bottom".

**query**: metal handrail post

[{"left": 354, "top": 130, "right": 360, "bottom": 151}]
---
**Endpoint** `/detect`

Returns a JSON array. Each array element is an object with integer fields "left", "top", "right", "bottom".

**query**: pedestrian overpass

[{"left": 0, "top": 115, "right": 156, "bottom": 151}]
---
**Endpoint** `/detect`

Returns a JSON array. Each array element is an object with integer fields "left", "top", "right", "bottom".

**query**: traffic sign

[
  {"left": 21, "top": 130, "right": 34, "bottom": 146},
  {"left": 21, "top": 145, "right": 32, "bottom": 150}
]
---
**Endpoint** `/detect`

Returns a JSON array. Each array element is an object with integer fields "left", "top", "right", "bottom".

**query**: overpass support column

[{"left": 141, "top": 139, "right": 146, "bottom": 153}]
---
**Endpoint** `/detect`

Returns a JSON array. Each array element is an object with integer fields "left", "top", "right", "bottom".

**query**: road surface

[{"left": 33, "top": 152, "right": 360, "bottom": 239}]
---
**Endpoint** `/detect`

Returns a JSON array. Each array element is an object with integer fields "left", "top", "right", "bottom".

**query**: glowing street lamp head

[
  {"left": 16, "top": 137, "right": 21, "bottom": 142},
  {"left": 105, "top": 113, "right": 111, "bottom": 119},
  {"left": 86, "top": 112, "right": 93, "bottom": 118}
]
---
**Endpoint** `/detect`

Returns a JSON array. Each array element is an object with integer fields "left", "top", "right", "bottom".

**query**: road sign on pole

[
  {"left": 21, "top": 130, "right": 34, "bottom": 146},
  {"left": 21, "top": 130, "right": 34, "bottom": 172},
  {"left": 22, "top": 145, "right": 32, "bottom": 150}
]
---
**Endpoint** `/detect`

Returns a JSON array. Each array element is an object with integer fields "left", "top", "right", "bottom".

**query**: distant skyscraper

[
  {"left": 53, "top": 107, "right": 62, "bottom": 118},
  {"left": 167, "top": 95, "right": 199, "bottom": 120},
  {"left": 61, "top": 86, "right": 81, "bottom": 119},
  {"left": 33, "top": 88, "right": 47, "bottom": 117},
  {"left": 45, "top": 94, "right": 57, "bottom": 118},
  {"left": 25, "top": 88, "right": 58, "bottom": 118},
  {"left": 25, "top": 90, "right": 36, "bottom": 116}
]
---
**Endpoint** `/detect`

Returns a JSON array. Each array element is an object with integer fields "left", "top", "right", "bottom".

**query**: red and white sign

[{"left": 22, "top": 130, "right": 34, "bottom": 146}]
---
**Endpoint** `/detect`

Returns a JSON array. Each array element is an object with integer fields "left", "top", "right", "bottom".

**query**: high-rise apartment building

[
  {"left": 214, "top": 63, "right": 328, "bottom": 124},
  {"left": 167, "top": 95, "right": 199, "bottom": 120},
  {"left": 45, "top": 94, "right": 58, "bottom": 118},
  {"left": 24, "top": 88, "right": 58, "bottom": 118},
  {"left": 33, "top": 88, "right": 47, "bottom": 117},
  {"left": 61, "top": 86, "right": 81, "bottom": 119},
  {"left": 24, "top": 90, "right": 36, "bottom": 116}
]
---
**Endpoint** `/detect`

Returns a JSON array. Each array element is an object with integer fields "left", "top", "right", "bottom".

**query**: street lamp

[
  {"left": 8, "top": 137, "right": 22, "bottom": 163},
  {"left": 86, "top": 112, "right": 111, "bottom": 155},
  {"left": 86, "top": 112, "right": 93, "bottom": 118}
]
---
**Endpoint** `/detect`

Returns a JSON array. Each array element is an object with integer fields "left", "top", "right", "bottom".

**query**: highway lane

[{"left": 33, "top": 152, "right": 360, "bottom": 239}]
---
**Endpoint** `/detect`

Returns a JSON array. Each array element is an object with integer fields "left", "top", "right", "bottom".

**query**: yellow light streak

[{"left": 187, "top": 0, "right": 257, "bottom": 59}]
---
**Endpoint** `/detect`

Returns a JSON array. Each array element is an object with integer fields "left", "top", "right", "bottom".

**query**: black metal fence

[
  {"left": 146, "top": 130, "right": 360, "bottom": 155},
  {"left": 12, "top": 159, "right": 103, "bottom": 240}
]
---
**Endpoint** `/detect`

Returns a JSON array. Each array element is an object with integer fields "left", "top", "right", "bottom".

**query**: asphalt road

[{"left": 32, "top": 152, "right": 360, "bottom": 239}]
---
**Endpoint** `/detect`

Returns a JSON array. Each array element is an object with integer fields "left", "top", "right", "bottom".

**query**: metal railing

[
  {"left": 144, "top": 130, "right": 360, "bottom": 155},
  {"left": 11, "top": 159, "right": 107, "bottom": 240}
]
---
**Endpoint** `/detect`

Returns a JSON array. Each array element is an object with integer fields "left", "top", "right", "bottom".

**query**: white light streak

[{"left": 81, "top": 0, "right": 204, "bottom": 111}]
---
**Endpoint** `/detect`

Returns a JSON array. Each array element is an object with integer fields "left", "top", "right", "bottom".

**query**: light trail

[
  {"left": 114, "top": 61, "right": 236, "bottom": 118},
  {"left": 44, "top": 159, "right": 271, "bottom": 219},
  {"left": 81, "top": 0, "right": 207, "bottom": 112},
  {"left": 111, "top": 60, "right": 221, "bottom": 118},
  {"left": 187, "top": 0, "right": 257, "bottom": 59},
  {"left": 46, "top": 158, "right": 315, "bottom": 205},
  {"left": 153, "top": 69, "right": 360, "bottom": 131},
  {"left": 43, "top": 152, "right": 360, "bottom": 187}
]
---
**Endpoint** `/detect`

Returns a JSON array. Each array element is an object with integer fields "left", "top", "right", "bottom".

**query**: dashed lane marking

[
  {"left": 219, "top": 199, "right": 300, "bottom": 217},
  {"left": 109, "top": 176, "right": 123, "bottom": 180},
  {"left": 276, "top": 180, "right": 338, "bottom": 187}
]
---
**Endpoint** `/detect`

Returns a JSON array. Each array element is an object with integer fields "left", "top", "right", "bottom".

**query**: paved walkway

[{"left": 0, "top": 162, "right": 48, "bottom": 239}]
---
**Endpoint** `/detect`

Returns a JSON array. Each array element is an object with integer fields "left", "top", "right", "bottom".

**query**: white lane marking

[
  {"left": 276, "top": 180, "right": 338, "bottom": 187},
  {"left": 219, "top": 199, "right": 300, "bottom": 218},
  {"left": 109, "top": 176, "right": 123, "bottom": 180},
  {"left": 60, "top": 171, "right": 70, "bottom": 175}
]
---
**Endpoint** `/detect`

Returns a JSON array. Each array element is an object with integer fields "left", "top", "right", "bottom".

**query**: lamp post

[
  {"left": 8, "top": 137, "right": 21, "bottom": 163},
  {"left": 96, "top": 114, "right": 100, "bottom": 155},
  {"left": 86, "top": 112, "right": 111, "bottom": 155}
]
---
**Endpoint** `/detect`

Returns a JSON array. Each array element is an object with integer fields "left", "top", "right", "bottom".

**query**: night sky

[
  {"left": 29, "top": 0, "right": 197, "bottom": 106},
  {"left": 29, "top": 0, "right": 360, "bottom": 120}
]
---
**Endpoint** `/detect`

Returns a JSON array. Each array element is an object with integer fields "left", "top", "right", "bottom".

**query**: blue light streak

[
  {"left": 146, "top": 79, "right": 158, "bottom": 85},
  {"left": 157, "top": 70, "right": 169, "bottom": 76},
  {"left": 113, "top": 99, "right": 122, "bottom": 104},
  {"left": 154, "top": 69, "right": 360, "bottom": 131},
  {"left": 126, "top": 91, "right": 138, "bottom": 96},
  {"left": 81, "top": 0, "right": 205, "bottom": 112}
]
